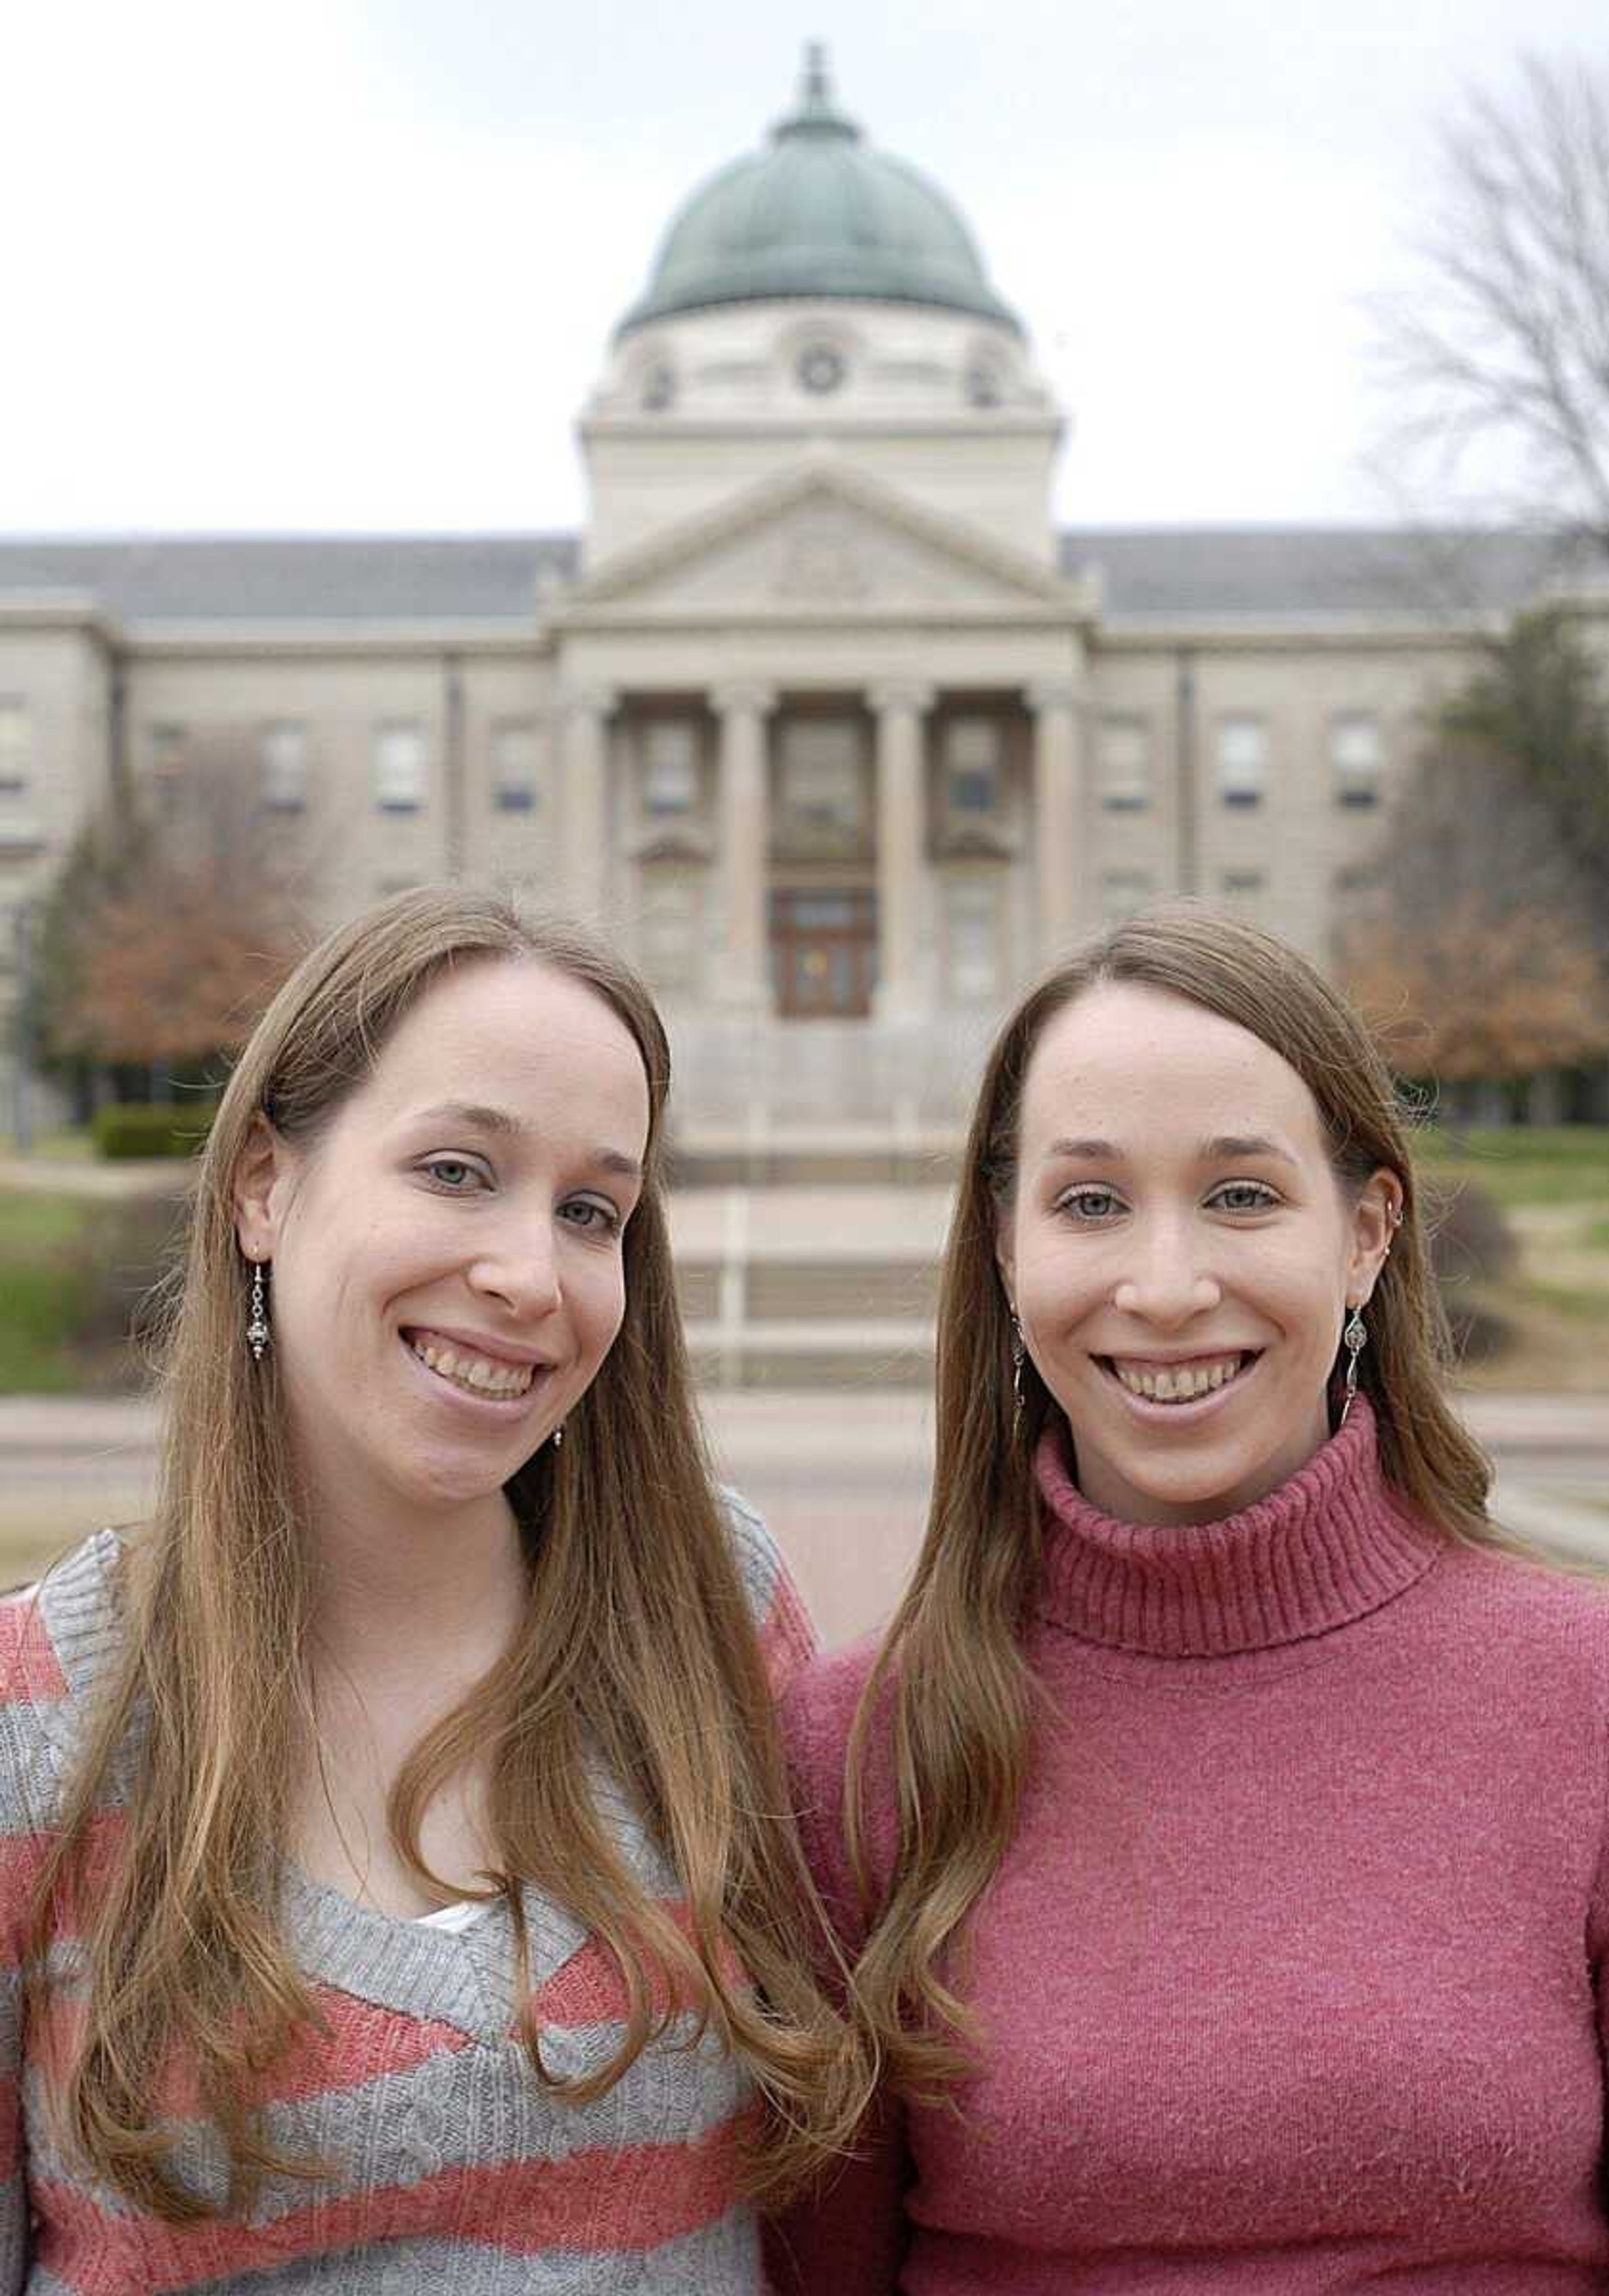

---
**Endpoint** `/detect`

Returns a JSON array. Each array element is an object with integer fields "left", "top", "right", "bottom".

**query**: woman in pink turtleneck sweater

[{"left": 768, "top": 908, "right": 1609, "bottom": 2294}]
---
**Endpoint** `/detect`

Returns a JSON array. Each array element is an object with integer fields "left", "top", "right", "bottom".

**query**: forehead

[
  {"left": 1019, "top": 981, "right": 1324, "bottom": 1153},
  {"left": 347, "top": 958, "right": 649, "bottom": 1142}
]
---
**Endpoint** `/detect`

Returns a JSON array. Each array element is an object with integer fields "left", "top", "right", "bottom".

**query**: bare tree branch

[{"left": 1373, "top": 54, "right": 1609, "bottom": 554}]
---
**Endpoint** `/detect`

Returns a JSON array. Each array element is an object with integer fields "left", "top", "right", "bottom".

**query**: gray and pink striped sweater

[{"left": 0, "top": 1499, "right": 811, "bottom": 2293}]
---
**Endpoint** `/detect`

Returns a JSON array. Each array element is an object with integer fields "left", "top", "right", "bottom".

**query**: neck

[
  {"left": 302, "top": 1482, "right": 529, "bottom": 1687},
  {"left": 1032, "top": 1395, "right": 1443, "bottom": 1659}
]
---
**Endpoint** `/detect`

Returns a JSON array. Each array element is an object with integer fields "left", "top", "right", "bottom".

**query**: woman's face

[
  {"left": 998, "top": 981, "right": 1397, "bottom": 1526},
  {"left": 235, "top": 957, "right": 649, "bottom": 1537}
]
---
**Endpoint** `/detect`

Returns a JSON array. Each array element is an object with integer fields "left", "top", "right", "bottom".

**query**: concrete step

[
  {"left": 673, "top": 1255, "right": 941, "bottom": 1333},
  {"left": 667, "top": 1133, "right": 961, "bottom": 1188},
  {"left": 687, "top": 1319, "right": 935, "bottom": 1390}
]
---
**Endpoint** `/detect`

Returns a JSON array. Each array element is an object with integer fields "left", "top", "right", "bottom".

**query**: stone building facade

[{"left": 0, "top": 53, "right": 1595, "bottom": 1131}]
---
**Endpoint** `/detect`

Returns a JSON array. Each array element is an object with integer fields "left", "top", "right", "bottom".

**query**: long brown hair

[
  {"left": 847, "top": 902, "right": 1498, "bottom": 2097},
  {"left": 29, "top": 886, "right": 866, "bottom": 2215}
]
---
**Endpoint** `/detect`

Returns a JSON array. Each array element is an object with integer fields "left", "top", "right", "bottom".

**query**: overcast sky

[{"left": 2, "top": 0, "right": 1604, "bottom": 536}]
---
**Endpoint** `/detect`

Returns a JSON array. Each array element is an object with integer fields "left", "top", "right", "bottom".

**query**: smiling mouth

[
  {"left": 1098, "top": 1351, "right": 1260, "bottom": 1405},
  {"left": 402, "top": 1330, "right": 539, "bottom": 1400}
]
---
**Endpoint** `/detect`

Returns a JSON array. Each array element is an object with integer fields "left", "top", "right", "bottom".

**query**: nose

[
  {"left": 467, "top": 1214, "right": 564, "bottom": 1322},
  {"left": 1109, "top": 1214, "right": 1222, "bottom": 1329}
]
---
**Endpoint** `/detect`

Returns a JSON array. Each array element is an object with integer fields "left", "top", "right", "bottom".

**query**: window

[
  {"left": 943, "top": 874, "right": 1004, "bottom": 999},
  {"left": 374, "top": 721, "right": 427, "bottom": 813},
  {"left": 149, "top": 724, "right": 186, "bottom": 780},
  {"left": 778, "top": 718, "right": 865, "bottom": 842},
  {"left": 638, "top": 867, "right": 704, "bottom": 992},
  {"left": 795, "top": 343, "right": 846, "bottom": 395},
  {"left": 1215, "top": 716, "right": 1268, "bottom": 808},
  {"left": 1221, "top": 869, "right": 1266, "bottom": 906},
  {"left": 147, "top": 724, "right": 186, "bottom": 814},
  {"left": 1098, "top": 716, "right": 1151, "bottom": 811},
  {"left": 642, "top": 720, "right": 700, "bottom": 818},
  {"left": 491, "top": 720, "right": 540, "bottom": 813},
  {"left": 943, "top": 717, "right": 1004, "bottom": 816},
  {"left": 965, "top": 362, "right": 1004, "bottom": 409},
  {"left": 260, "top": 722, "right": 308, "bottom": 811},
  {"left": 1330, "top": 712, "right": 1383, "bottom": 808},
  {"left": 0, "top": 699, "right": 28, "bottom": 795},
  {"left": 640, "top": 363, "right": 675, "bottom": 413},
  {"left": 1100, "top": 869, "right": 1153, "bottom": 923}
]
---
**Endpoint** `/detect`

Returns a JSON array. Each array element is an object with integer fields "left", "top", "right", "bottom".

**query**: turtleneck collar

[{"left": 1032, "top": 1395, "right": 1444, "bottom": 1659}]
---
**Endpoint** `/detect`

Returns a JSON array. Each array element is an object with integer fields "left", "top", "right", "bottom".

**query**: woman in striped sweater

[{"left": 0, "top": 885, "right": 864, "bottom": 2293}]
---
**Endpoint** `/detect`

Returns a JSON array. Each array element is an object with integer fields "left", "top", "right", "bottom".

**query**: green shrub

[
  {"left": 1425, "top": 1180, "right": 1520, "bottom": 1362},
  {"left": 91, "top": 1103, "right": 216, "bottom": 1161},
  {"left": 58, "top": 1195, "right": 190, "bottom": 1377},
  {"left": 0, "top": 1192, "right": 188, "bottom": 1393}
]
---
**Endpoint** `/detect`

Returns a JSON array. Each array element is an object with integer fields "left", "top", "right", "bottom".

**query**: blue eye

[
  {"left": 560, "top": 1198, "right": 621, "bottom": 1236},
  {"left": 1211, "top": 1181, "right": 1279, "bottom": 1213},
  {"left": 422, "top": 1157, "right": 486, "bottom": 1192},
  {"left": 1058, "top": 1187, "right": 1124, "bottom": 1221}
]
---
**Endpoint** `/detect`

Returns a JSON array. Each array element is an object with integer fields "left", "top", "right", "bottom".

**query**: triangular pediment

[{"left": 566, "top": 462, "right": 1074, "bottom": 622}]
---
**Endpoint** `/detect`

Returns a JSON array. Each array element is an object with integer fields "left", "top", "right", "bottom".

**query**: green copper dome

[{"left": 616, "top": 48, "right": 1022, "bottom": 339}]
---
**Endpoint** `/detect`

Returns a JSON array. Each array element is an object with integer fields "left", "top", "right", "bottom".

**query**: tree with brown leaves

[
  {"left": 39, "top": 732, "right": 306, "bottom": 1084},
  {"left": 1338, "top": 624, "right": 1609, "bottom": 1095}
]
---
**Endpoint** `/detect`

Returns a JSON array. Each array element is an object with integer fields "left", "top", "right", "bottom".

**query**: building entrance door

[{"left": 769, "top": 888, "right": 877, "bottom": 1018}]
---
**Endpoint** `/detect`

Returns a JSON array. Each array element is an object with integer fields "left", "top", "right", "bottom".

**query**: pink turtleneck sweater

[{"left": 767, "top": 1400, "right": 1609, "bottom": 2293}]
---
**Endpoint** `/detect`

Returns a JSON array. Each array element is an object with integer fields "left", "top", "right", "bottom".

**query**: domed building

[{"left": 0, "top": 50, "right": 1575, "bottom": 1135}]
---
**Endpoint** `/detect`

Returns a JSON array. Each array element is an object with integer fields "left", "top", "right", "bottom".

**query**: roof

[
  {"left": 0, "top": 526, "right": 1576, "bottom": 630},
  {"left": 616, "top": 47, "right": 1021, "bottom": 339},
  {"left": 1058, "top": 526, "right": 1568, "bottom": 619},
  {"left": 0, "top": 534, "right": 578, "bottom": 623}
]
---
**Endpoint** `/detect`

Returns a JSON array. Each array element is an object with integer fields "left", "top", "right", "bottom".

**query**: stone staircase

[{"left": 667, "top": 1176, "right": 952, "bottom": 1388}]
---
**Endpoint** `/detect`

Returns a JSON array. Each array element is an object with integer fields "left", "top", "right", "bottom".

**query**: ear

[
  {"left": 233, "top": 1114, "right": 292, "bottom": 1263},
  {"left": 1344, "top": 1167, "right": 1403, "bottom": 1308}
]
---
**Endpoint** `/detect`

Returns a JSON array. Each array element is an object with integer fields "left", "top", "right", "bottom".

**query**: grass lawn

[
  {"left": 2, "top": 1126, "right": 1607, "bottom": 1396},
  {"left": 0, "top": 1195, "right": 90, "bottom": 1253},
  {"left": 0, "top": 1193, "right": 96, "bottom": 1392},
  {"left": 0, "top": 1127, "right": 94, "bottom": 1162},
  {"left": 1411, "top": 1129, "right": 1609, "bottom": 1391},
  {"left": 1417, "top": 1126, "right": 1609, "bottom": 1210}
]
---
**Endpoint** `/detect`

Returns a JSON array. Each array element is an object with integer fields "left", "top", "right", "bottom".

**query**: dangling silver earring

[
  {"left": 1338, "top": 1305, "right": 1366, "bottom": 1425},
  {"left": 551, "top": 1423, "right": 565, "bottom": 1451},
  {"left": 246, "top": 1261, "right": 270, "bottom": 1361},
  {"left": 1010, "top": 1313, "right": 1025, "bottom": 1431}
]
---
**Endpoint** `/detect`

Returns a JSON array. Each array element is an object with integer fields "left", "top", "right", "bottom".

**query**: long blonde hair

[
  {"left": 30, "top": 886, "right": 866, "bottom": 2215},
  {"left": 847, "top": 903, "right": 1497, "bottom": 2097}
]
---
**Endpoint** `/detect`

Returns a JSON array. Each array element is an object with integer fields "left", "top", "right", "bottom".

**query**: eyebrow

[
  {"left": 408, "top": 1101, "right": 643, "bottom": 1181},
  {"left": 1043, "top": 1133, "right": 1300, "bottom": 1170}
]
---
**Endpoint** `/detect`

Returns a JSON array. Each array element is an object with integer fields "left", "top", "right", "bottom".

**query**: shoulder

[
  {"left": 779, "top": 1634, "right": 885, "bottom": 1817},
  {"left": 0, "top": 1527, "right": 124, "bottom": 1811},
  {"left": 717, "top": 1486, "right": 818, "bottom": 1693},
  {"left": 776, "top": 1635, "right": 889, "bottom": 1926},
  {"left": 1432, "top": 1535, "right": 1609, "bottom": 1664},
  {"left": 1420, "top": 1535, "right": 1609, "bottom": 1743},
  {"left": 718, "top": 1484, "right": 786, "bottom": 1616}
]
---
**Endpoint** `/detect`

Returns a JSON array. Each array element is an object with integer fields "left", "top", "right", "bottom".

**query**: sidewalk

[
  {"left": 0, "top": 1386, "right": 1602, "bottom": 1464},
  {"left": 2, "top": 1388, "right": 1604, "bottom": 1643}
]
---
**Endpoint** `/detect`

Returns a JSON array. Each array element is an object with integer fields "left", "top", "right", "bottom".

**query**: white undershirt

[{"left": 414, "top": 1899, "right": 490, "bottom": 1934}]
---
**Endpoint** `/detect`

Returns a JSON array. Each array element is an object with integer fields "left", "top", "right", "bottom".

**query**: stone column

[
  {"left": 713, "top": 681, "right": 775, "bottom": 1010},
  {"left": 1028, "top": 678, "right": 1084, "bottom": 960},
  {"left": 871, "top": 681, "right": 934, "bottom": 1022},
  {"left": 558, "top": 687, "right": 616, "bottom": 922}
]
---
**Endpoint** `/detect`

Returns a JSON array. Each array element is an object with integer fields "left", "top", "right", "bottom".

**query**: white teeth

[
  {"left": 1111, "top": 1354, "right": 1245, "bottom": 1404},
  {"left": 409, "top": 1338, "right": 534, "bottom": 1398}
]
